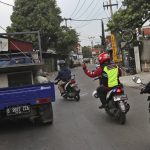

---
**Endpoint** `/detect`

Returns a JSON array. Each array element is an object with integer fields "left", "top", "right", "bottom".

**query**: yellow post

[{"left": 111, "top": 33, "right": 121, "bottom": 63}]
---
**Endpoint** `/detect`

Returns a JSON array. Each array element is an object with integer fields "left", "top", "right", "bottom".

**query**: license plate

[
  {"left": 6, "top": 105, "right": 30, "bottom": 116},
  {"left": 113, "top": 94, "right": 128, "bottom": 101}
]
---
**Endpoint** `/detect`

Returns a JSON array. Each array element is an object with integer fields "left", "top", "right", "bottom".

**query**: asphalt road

[{"left": 0, "top": 66, "right": 150, "bottom": 150}]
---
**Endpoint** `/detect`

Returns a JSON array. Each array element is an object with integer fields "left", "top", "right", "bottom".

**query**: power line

[
  {"left": 72, "top": 17, "right": 109, "bottom": 28},
  {"left": 0, "top": 25, "right": 6, "bottom": 31},
  {"left": 82, "top": 0, "right": 101, "bottom": 19},
  {"left": 75, "top": 0, "right": 95, "bottom": 19},
  {"left": 0, "top": 0, "right": 14, "bottom": 7},
  {"left": 72, "top": 0, "right": 102, "bottom": 28},
  {"left": 72, "top": 0, "right": 88, "bottom": 18},
  {"left": 74, "top": 6, "right": 106, "bottom": 29},
  {"left": 70, "top": 0, "right": 81, "bottom": 17},
  {"left": 103, "top": 0, "right": 118, "bottom": 17},
  {"left": 65, "top": 18, "right": 110, "bottom": 22}
]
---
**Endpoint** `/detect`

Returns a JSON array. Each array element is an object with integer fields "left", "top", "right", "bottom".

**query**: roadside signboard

[
  {"left": 0, "top": 38, "right": 8, "bottom": 51},
  {"left": 111, "top": 34, "right": 117, "bottom": 62}
]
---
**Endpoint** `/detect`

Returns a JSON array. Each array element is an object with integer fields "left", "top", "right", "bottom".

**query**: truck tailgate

[{"left": 0, "top": 82, "right": 55, "bottom": 110}]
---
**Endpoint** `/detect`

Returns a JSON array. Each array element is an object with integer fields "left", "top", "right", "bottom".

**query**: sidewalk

[{"left": 120, "top": 72, "right": 150, "bottom": 88}]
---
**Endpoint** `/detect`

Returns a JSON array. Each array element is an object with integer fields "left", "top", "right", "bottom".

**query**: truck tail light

[{"left": 36, "top": 97, "right": 50, "bottom": 104}]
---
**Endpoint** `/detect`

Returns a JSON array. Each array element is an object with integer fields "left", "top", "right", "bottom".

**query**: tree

[
  {"left": 82, "top": 46, "right": 92, "bottom": 58},
  {"left": 107, "top": 0, "right": 150, "bottom": 32},
  {"left": 7, "top": 0, "right": 62, "bottom": 51},
  {"left": 56, "top": 26, "right": 79, "bottom": 54}
]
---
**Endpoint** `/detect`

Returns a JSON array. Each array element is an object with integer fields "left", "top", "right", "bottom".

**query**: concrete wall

[
  {"left": 0, "top": 74, "right": 8, "bottom": 88},
  {"left": 141, "top": 39, "right": 150, "bottom": 63},
  {"left": 140, "top": 39, "right": 150, "bottom": 71}
]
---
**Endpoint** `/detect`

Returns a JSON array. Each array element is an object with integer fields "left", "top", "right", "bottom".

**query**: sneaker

[{"left": 99, "top": 105, "right": 105, "bottom": 109}]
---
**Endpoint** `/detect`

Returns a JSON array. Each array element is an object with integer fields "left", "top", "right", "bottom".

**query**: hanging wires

[
  {"left": 74, "top": 8, "right": 105, "bottom": 29},
  {"left": 72, "top": 0, "right": 88, "bottom": 18},
  {"left": 0, "top": 0, "right": 14, "bottom": 7},
  {"left": 75, "top": 0, "right": 95, "bottom": 19},
  {"left": 70, "top": 0, "right": 81, "bottom": 17}
]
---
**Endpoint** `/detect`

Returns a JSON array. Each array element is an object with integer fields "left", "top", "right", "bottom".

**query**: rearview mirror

[{"left": 132, "top": 76, "right": 142, "bottom": 84}]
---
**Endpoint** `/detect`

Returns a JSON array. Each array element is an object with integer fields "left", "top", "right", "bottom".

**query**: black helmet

[{"left": 58, "top": 60, "right": 66, "bottom": 67}]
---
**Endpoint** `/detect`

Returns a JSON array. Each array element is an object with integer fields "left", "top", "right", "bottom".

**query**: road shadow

[{"left": 0, "top": 119, "right": 52, "bottom": 134}]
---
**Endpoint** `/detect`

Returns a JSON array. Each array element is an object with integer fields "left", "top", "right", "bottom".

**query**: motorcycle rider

[
  {"left": 55, "top": 60, "right": 71, "bottom": 96},
  {"left": 82, "top": 52, "right": 122, "bottom": 109}
]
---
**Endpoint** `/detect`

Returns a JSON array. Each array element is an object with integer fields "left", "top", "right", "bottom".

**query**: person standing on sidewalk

[{"left": 82, "top": 52, "right": 122, "bottom": 109}]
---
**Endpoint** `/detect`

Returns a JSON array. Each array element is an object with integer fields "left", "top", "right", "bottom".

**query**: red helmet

[{"left": 98, "top": 52, "right": 110, "bottom": 65}]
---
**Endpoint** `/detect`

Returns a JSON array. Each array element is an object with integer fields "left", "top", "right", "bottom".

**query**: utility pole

[
  {"left": 63, "top": 18, "right": 68, "bottom": 27},
  {"left": 88, "top": 36, "right": 95, "bottom": 63},
  {"left": 103, "top": 0, "right": 118, "bottom": 17},
  {"left": 88, "top": 36, "right": 95, "bottom": 52},
  {"left": 103, "top": 0, "right": 120, "bottom": 63}
]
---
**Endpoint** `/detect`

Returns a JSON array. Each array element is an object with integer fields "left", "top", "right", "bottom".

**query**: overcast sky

[
  {"left": 57, "top": 0, "right": 122, "bottom": 46},
  {"left": 1, "top": 0, "right": 149, "bottom": 46}
]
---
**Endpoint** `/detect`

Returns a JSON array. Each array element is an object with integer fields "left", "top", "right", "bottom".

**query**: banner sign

[
  {"left": 111, "top": 34, "right": 117, "bottom": 60},
  {"left": 0, "top": 38, "right": 8, "bottom": 51}
]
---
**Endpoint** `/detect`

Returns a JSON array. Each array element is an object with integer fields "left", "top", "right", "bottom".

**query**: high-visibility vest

[{"left": 103, "top": 65, "right": 119, "bottom": 88}]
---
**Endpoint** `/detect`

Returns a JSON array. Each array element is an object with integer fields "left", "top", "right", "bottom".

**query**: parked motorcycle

[
  {"left": 55, "top": 75, "right": 80, "bottom": 101},
  {"left": 93, "top": 80, "right": 130, "bottom": 124},
  {"left": 132, "top": 76, "right": 150, "bottom": 112}
]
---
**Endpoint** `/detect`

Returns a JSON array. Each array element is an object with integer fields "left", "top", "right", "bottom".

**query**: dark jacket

[{"left": 55, "top": 67, "right": 71, "bottom": 82}]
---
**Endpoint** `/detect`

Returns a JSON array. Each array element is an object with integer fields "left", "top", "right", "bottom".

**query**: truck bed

[{"left": 0, "top": 82, "right": 55, "bottom": 110}]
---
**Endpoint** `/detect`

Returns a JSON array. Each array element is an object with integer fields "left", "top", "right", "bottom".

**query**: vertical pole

[
  {"left": 38, "top": 31, "right": 42, "bottom": 63},
  {"left": 109, "top": 0, "right": 113, "bottom": 17},
  {"left": 134, "top": 46, "right": 141, "bottom": 73},
  {"left": 65, "top": 19, "right": 68, "bottom": 27}
]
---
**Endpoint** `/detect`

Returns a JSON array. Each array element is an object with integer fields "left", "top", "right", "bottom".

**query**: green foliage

[
  {"left": 55, "top": 26, "right": 79, "bottom": 54},
  {"left": 6, "top": 0, "right": 79, "bottom": 54},
  {"left": 82, "top": 46, "right": 92, "bottom": 58},
  {"left": 107, "top": 0, "right": 150, "bottom": 32}
]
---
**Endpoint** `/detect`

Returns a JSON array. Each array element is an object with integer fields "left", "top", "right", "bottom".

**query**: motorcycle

[
  {"left": 93, "top": 78, "right": 130, "bottom": 124},
  {"left": 55, "top": 75, "right": 80, "bottom": 101},
  {"left": 132, "top": 76, "right": 150, "bottom": 112}
]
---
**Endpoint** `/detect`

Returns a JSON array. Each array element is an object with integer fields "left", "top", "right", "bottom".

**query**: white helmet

[{"left": 92, "top": 90, "right": 98, "bottom": 98}]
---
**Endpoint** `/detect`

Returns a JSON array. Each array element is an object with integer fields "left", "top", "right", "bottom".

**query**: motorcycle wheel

[
  {"left": 74, "top": 94, "right": 80, "bottom": 101},
  {"left": 118, "top": 112, "right": 126, "bottom": 125}
]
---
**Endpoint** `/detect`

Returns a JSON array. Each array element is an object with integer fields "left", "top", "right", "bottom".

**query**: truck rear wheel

[{"left": 37, "top": 103, "right": 53, "bottom": 125}]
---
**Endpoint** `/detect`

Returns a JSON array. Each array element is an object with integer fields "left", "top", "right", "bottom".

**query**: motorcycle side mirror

[{"left": 132, "top": 76, "right": 142, "bottom": 84}]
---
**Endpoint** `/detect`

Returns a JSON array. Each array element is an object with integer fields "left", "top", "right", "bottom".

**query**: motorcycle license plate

[
  {"left": 113, "top": 94, "right": 128, "bottom": 101},
  {"left": 6, "top": 105, "right": 30, "bottom": 116}
]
